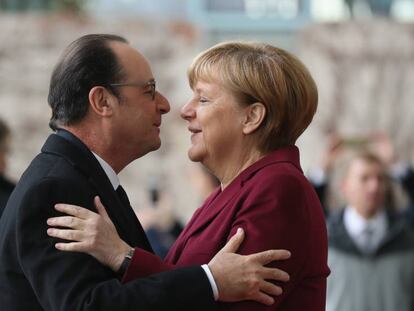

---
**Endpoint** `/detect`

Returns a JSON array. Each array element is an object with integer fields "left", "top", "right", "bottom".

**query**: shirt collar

[
  {"left": 344, "top": 205, "right": 387, "bottom": 237},
  {"left": 92, "top": 152, "right": 120, "bottom": 190}
]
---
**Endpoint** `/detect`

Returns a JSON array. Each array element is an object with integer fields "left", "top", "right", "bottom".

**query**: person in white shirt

[{"left": 324, "top": 151, "right": 414, "bottom": 311}]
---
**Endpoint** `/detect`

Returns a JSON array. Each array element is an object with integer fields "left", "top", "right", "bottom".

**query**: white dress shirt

[
  {"left": 92, "top": 152, "right": 119, "bottom": 190},
  {"left": 344, "top": 206, "right": 388, "bottom": 254},
  {"left": 91, "top": 152, "right": 219, "bottom": 300}
]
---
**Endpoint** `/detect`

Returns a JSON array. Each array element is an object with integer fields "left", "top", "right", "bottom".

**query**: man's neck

[
  {"left": 348, "top": 204, "right": 384, "bottom": 221},
  {"left": 60, "top": 125, "right": 125, "bottom": 174}
]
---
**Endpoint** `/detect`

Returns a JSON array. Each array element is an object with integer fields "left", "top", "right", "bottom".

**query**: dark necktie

[
  {"left": 116, "top": 185, "right": 131, "bottom": 207},
  {"left": 116, "top": 185, "right": 153, "bottom": 252}
]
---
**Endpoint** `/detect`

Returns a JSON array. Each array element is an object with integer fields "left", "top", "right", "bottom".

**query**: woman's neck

[{"left": 215, "top": 149, "right": 266, "bottom": 190}]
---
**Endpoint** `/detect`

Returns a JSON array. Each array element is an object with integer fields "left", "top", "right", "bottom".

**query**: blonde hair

[{"left": 188, "top": 41, "right": 318, "bottom": 152}]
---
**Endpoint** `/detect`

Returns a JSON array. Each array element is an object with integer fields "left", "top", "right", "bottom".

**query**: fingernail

[{"left": 237, "top": 228, "right": 243, "bottom": 234}]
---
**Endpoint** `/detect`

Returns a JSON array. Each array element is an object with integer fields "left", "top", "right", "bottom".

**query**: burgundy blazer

[{"left": 125, "top": 146, "right": 330, "bottom": 310}]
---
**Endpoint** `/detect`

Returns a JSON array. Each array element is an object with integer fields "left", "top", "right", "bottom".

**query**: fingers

[
  {"left": 54, "top": 203, "right": 93, "bottom": 219},
  {"left": 54, "top": 241, "right": 85, "bottom": 252},
  {"left": 260, "top": 280, "right": 283, "bottom": 296},
  {"left": 248, "top": 281, "right": 282, "bottom": 305},
  {"left": 218, "top": 228, "right": 244, "bottom": 254},
  {"left": 249, "top": 249, "right": 291, "bottom": 265},
  {"left": 250, "top": 291, "right": 275, "bottom": 306},
  {"left": 47, "top": 216, "right": 83, "bottom": 229},
  {"left": 47, "top": 228, "right": 83, "bottom": 242},
  {"left": 260, "top": 266, "right": 290, "bottom": 282},
  {"left": 94, "top": 196, "right": 110, "bottom": 220}
]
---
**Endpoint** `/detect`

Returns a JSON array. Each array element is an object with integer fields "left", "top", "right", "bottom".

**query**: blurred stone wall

[
  {"left": 298, "top": 20, "right": 414, "bottom": 207},
  {"left": 0, "top": 14, "right": 413, "bottom": 220}
]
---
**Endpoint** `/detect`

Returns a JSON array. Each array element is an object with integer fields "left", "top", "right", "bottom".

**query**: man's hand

[{"left": 208, "top": 228, "right": 291, "bottom": 305}]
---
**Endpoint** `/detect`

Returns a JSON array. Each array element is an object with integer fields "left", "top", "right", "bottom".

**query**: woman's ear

[
  {"left": 88, "top": 86, "right": 115, "bottom": 117},
  {"left": 242, "top": 102, "right": 266, "bottom": 135}
]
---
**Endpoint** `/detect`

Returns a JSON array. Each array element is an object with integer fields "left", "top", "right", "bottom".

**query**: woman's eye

[{"left": 199, "top": 97, "right": 209, "bottom": 104}]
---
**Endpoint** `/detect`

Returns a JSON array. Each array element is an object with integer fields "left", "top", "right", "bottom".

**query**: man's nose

[{"left": 156, "top": 92, "right": 170, "bottom": 115}]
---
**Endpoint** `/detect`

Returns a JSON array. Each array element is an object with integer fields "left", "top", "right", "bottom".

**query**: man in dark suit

[
  {"left": 0, "top": 34, "right": 290, "bottom": 311},
  {"left": 0, "top": 118, "right": 15, "bottom": 217}
]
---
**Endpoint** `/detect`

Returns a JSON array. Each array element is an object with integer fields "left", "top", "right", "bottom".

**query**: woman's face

[{"left": 181, "top": 80, "right": 246, "bottom": 166}]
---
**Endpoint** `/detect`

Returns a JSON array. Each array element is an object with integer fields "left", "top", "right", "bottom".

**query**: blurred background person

[
  {"left": 137, "top": 178, "right": 184, "bottom": 258},
  {"left": 308, "top": 132, "right": 414, "bottom": 219},
  {"left": 326, "top": 151, "right": 414, "bottom": 311},
  {"left": 308, "top": 132, "right": 414, "bottom": 311},
  {"left": 0, "top": 118, "right": 15, "bottom": 217}
]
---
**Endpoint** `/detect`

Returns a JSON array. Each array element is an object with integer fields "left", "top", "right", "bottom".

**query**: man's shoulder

[
  {"left": 9, "top": 150, "right": 91, "bottom": 213},
  {"left": 19, "top": 151, "right": 83, "bottom": 188}
]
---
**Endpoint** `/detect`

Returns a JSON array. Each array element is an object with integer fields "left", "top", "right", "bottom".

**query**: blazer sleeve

[
  {"left": 17, "top": 177, "right": 216, "bottom": 311},
  {"left": 218, "top": 174, "right": 314, "bottom": 311},
  {"left": 122, "top": 247, "right": 176, "bottom": 282}
]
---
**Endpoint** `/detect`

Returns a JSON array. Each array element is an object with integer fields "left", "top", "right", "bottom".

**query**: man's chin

[
  {"left": 150, "top": 141, "right": 162, "bottom": 152},
  {"left": 136, "top": 141, "right": 162, "bottom": 158}
]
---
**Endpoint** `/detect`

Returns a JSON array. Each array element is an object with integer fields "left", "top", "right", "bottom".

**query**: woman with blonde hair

[{"left": 48, "top": 41, "right": 329, "bottom": 310}]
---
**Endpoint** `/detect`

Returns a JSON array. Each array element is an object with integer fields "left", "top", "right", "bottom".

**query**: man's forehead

[
  {"left": 348, "top": 158, "right": 384, "bottom": 174},
  {"left": 110, "top": 41, "right": 153, "bottom": 77}
]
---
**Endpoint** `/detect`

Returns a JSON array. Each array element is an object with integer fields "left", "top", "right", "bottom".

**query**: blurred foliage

[
  {"left": 52, "top": 0, "right": 85, "bottom": 11},
  {"left": 0, "top": 0, "right": 86, "bottom": 12}
]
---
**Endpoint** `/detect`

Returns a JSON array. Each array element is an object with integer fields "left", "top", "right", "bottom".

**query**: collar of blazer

[
  {"left": 238, "top": 145, "right": 302, "bottom": 187},
  {"left": 179, "top": 145, "right": 302, "bottom": 242},
  {"left": 41, "top": 133, "right": 151, "bottom": 250}
]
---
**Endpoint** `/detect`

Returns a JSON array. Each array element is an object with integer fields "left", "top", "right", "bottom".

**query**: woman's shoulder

[{"left": 252, "top": 161, "right": 307, "bottom": 186}]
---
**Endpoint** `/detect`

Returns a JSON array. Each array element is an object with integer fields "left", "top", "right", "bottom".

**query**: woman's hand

[{"left": 47, "top": 196, "right": 132, "bottom": 272}]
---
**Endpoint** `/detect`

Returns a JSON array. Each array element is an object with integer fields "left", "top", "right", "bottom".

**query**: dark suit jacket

[
  {"left": 0, "top": 174, "right": 15, "bottom": 217},
  {"left": 125, "top": 146, "right": 330, "bottom": 310},
  {"left": 0, "top": 133, "right": 215, "bottom": 311}
]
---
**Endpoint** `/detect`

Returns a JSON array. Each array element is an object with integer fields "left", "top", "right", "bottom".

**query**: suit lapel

[{"left": 41, "top": 134, "right": 152, "bottom": 251}]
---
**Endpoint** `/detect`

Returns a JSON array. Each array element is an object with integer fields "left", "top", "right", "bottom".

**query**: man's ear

[
  {"left": 242, "top": 102, "right": 266, "bottom": 135},
  {"left": 88, "top": 86, "right": 115, "bottom": 117}
]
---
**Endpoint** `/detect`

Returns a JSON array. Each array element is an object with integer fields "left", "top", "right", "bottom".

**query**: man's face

[
  {"left": 109, "top": 42, "right": 170, "bottom": 159},
  {"left": 342, "top": 158, "right": 386, "bottom": 218}
]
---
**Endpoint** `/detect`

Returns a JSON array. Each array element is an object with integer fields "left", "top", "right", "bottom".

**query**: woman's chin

[{"left": 187, "top": 149, "right": 204, "bottom": 163}]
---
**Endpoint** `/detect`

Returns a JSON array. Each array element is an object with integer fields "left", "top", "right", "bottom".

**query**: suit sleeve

[
  {"left": 217, "top": 174, "right": 313, "bottom": 311},
  {"left": 401, "top": 167, "right": 414, "bottom": 204},
  {"left": 17, "top": 177, "right": 216, "bottom": 311},
  {"left": 400, "top": 167, "right": 414, "bottom": 226}
]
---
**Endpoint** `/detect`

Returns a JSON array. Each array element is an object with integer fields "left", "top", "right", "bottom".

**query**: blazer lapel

[
  {"left": 41, "top": 134, "right": 152, "bottom": 251},
  {"left": 175, "top": 145, "right": 303, "bottom": 252},
  {"left": 176, "top": 180, "right": 243, "bottom": 252}
]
